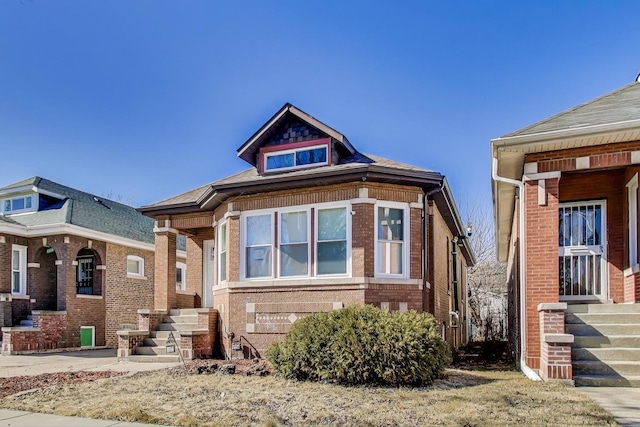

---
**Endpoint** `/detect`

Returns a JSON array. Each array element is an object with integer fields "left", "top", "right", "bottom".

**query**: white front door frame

[
  {"left": 558, "top": 200, "right": 608, "bottom": 302},
  {"left": 203, "top": 239, "right": 215, "bottom": 308}
]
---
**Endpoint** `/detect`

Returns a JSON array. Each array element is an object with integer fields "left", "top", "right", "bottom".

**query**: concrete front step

[
  {"left": 127, "top": 355, "right": 182, "bottom": 363},
  {"left": 573, "top": 360, "right": 640, "bottom": 376},
  {"left": 156, "top": 322, "right": 199, "bottom": 331},
  {"left": 572, "top": 347, "right": 640, "bottom": 362},
  {"left": 163, "top": 315, "right": 199, "bottom": 324},
  {"left": 134, "top": 345, "right": 177, "bottom": 356},
  {"left": 574, "top": 374, "right": 640, "bottom": 387},
  {"left": 573, "top": 335, "right": 640, "bottom": 348},
  {"left": 169, "top": 308, "right": 199, "bottom": 316},
  {"left": 143, "top": 337, "right": 168, "bottom": 346},
  {"left": 566, "top": 322, "right": 640, "bottom": 336},
  {"left": 566, "top": 313, "right": 640, "bottom": 325},
  {"left": 567, "top": 303, "right": 640, "bottom": 314}
]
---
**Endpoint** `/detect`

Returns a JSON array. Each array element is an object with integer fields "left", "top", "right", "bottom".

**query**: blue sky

[{"left": 1, "top": 1, "right": 639, "bottom": 212}]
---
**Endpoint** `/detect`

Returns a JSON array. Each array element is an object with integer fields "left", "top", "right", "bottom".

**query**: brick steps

[{"left": 567, "top": 303, "right": 640, "bottom": 387}]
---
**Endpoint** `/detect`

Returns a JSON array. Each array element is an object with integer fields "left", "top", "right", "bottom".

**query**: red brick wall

[
  {"left": 524, "top": 178, "right": 560, "bottom": 369},
  {"left": 105, "top": 242, "right": 155, "bottom": 347}
]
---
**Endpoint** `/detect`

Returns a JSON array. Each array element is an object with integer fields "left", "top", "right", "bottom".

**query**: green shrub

[{"left": 266, "top": 305, "right": 451, "bottom": 386}]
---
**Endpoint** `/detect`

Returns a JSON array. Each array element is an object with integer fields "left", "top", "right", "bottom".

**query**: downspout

[
  {"left": 422, "top": 182, "right": 444, "bottom": 313},
  {"left": 491, "top": 157, "right": 541, "bottom": 381}
]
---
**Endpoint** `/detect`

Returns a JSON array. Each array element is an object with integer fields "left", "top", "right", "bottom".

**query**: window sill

[
  {"left": 624, "top": 264, "right": 640, "bottom": 276},
  {"left": 76, "top": 294, "right": 103, "bottom": 300},
  {"left": 10, "top": 294, "right": 30, "bottom": 300},
  {"left": 127, "top": 274, "right": 147, "bottom": 280},
  {"left": 225, "top": 276, "right": 422, "bottom": 289}
]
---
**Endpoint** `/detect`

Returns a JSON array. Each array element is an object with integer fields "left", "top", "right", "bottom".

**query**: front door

[
  {"left": 559, "top": 200, "right": 607, "bottom": 301},
  {"left": 203, "top": 240, "right": 215, "bottom": 307}
]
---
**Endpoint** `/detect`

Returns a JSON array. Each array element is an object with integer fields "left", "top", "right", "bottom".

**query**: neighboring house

[
  {"left": 140, "top": 103, "right": 475, "bottom": 357},
  {"left": 492, "top": 78, "right": 640, "bottom": 385},
  {"left": 0, "top": 177, "right": 186, "bottom": 354}
]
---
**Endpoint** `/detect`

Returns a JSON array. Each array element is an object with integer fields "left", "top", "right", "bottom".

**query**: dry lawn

[{"left": 0, "top": 367, "right": 616, "bottom": 427}]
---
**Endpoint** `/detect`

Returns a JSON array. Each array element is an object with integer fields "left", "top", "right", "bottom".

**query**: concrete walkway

[
  {"left": 1, "top": 349, "right": 180, "bottom": 426},
  {"left": 578, "top": 387, "right": 640, "bottom": 427},
  {"left": 0, "top": 348, "right": 180, "bottom": 377},
  {"left": 0, "top": 409, "right": 174, "bottom": 427}
]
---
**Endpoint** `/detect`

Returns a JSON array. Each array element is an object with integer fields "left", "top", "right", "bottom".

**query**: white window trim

[
  {"left": 314, "top": 204, "right": 351, "bottom": 277},
  {"left": 176, "top": 262, "right": 187, "bottom": 290},
  {"left": 2, "top": 194, "right": 37, "bottom": 216},
  {"left": 240, "top": 201, "right": 352, "bottom": 281},
  {"left": 11, "top": 244, "right": 27, "bottom": 295},
  {"left": 374, "top": 201, "right": 410, "bottom": 278},
  {"left": 126, "top": 255, "right": 145, "bottom": 278},
  {"left": 628, "top": 174, "right": 639, "bottom": 269},
  {"left": 278, "top": 207, "right": 311, "bottom": 278},
  {"left": 240, "top": 212, "right": 275, "bottom": 280},
  {"left": 218, "top": 220, "right": 227, "bottom": 283},
  {"left": 263, "top": 144, "right": 329, "bottom": 173}
]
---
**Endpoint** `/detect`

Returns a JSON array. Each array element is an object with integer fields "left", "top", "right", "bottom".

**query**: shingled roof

[
  {"left": 0, "top": 177, "right": 157, "bottom": 245},
  {"left": 502, "top": 81, "right": 640, "bottom": 138},
  {"left": 140, "top": 152, "right": 443, "bottom": 212}
]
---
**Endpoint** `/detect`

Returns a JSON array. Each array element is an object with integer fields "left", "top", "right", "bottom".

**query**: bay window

[
  {"left": 375, "top": 204, "right": 408, "bottom": 277},
  {"left": 241, "top": 203, "right": 350, "bottom": 280}
]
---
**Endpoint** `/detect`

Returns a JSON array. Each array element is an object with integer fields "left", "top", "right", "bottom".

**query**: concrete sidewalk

[
  {"left": 0, "top": 410, "right": 174, "bottom": 427},
  {"left": 0, "top": 348, "right": 180, "bottom": 377},
  {"left": 578, "top": 387, "right": 640, "bottom": 427}
]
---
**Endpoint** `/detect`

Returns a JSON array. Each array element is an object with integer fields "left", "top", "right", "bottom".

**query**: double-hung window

[
  {"left": 218, "top": 220, "right": 227, "bottom": 282},
  {"left": 375, "top": 203, "right": 409, "bottom": 277},
  {"left": 245, "top": 213, "right": 273, "bottom": 278},
  {"left": 316, "top": 207, "right": 348, "bottom": 275},
  {"left": 176, "top": 262, "right": 187, "bottom": 290},
  {"left": 11, "top": 244, "right": 27, "bottom": 295},
  {"left": 279, "top": 211, "right": 309, "bottom": 277}
]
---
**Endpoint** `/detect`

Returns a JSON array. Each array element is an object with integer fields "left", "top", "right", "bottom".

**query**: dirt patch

[{"left": 0, "top": 371, "right": 126, "bottom": 398}]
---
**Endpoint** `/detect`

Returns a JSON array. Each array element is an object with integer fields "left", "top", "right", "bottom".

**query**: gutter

[
  {"left": 491, "top": 157, "right": 541, "bottom": 381},
  {"left": 422, "top": 182, "right": 444, "bottom": 313}
]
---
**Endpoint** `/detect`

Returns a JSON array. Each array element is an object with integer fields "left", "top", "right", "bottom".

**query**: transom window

[
  {"left": 262, "top": 142, "right": 329, "bottom": 173},
  {"left": 375, "top": 203, "right": 409, "bottom": 277},
  {"left": 241, "top": 203, "right": 350, "bottom": 280},
  {"left": 2, "top": 194, "right": 35, "bottom": 215}
]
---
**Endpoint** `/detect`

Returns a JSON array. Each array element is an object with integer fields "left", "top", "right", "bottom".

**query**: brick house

[
  {"left": 492, "top": 78, "right": 640, "bottom": 385},
  {"left": 140, "top": 103, "right": 475, "bottom": 358},
  {"left": 0, "top": 177, "right": 187, "bottom": 354}
]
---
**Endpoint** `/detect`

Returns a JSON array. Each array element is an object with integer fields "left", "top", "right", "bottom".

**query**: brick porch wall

[{"left": 524, "top": 177, "right": 560, "bottom": 370}]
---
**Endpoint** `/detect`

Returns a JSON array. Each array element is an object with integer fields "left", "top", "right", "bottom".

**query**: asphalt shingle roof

[
  {"left": 0, "top": 177, "right": 183, "bottom": 248},
  {"left": 503, "top": 81, "right": 640, "bottom": 138},
  {"left": 142, "top": 153, "right": 439, "bottom": 210}
]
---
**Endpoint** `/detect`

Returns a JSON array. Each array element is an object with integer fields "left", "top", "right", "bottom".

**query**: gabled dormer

[{"left": 237, "top": 103, "right": 356, "bottom": 175}]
